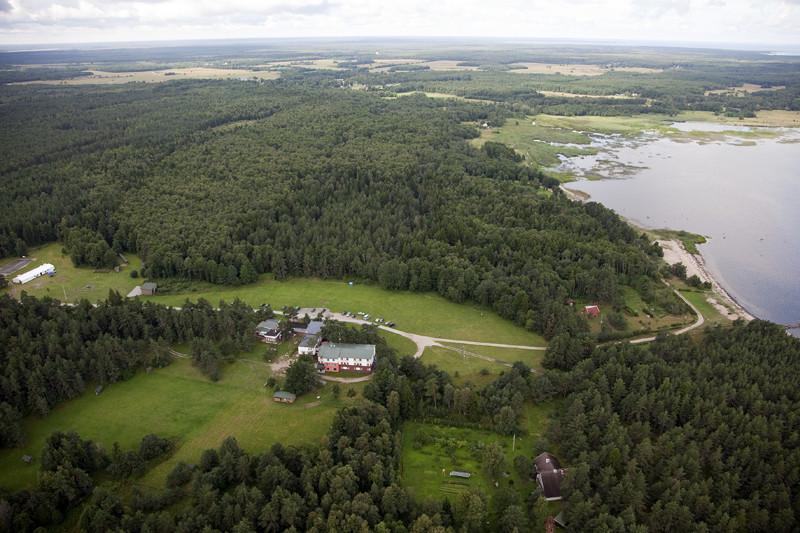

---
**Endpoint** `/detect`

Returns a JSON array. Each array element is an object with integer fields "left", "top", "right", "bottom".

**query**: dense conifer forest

[{"left": 0, "top": 80, "right": 671, "bottom": 338}]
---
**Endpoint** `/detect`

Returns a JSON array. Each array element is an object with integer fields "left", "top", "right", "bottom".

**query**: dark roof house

[
  {"left": 535, "top": 452, "right": 566, "bottom": 501},
  {"left": 141, "top": 282, "right": 158, "bottom": 296}
]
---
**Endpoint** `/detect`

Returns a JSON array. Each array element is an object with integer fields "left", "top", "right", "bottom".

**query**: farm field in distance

[{"left": 0, "top": 355, "right": 362, "bottom": 492}]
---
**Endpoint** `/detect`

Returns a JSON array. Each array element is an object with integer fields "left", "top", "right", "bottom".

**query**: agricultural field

[
  {"left": 2, "top": 243, "right": 142, "bottom": 303},
  {"left": 400, "top": 402, "right": 557, "bottom": 501},
  {"left": 0, "top": 355, "right": 363, "bottom": 492},
  {"left": 508, "top": 62, "right": 662, "bottom": 76},
  {"left": 146, "top": 277, "right": 546, "bottom": 346},
  {"left": 13, "top": 67, "right": 280, "bottom": 85}
]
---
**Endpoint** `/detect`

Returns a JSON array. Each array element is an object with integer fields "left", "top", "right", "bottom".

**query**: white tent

[{"left": 12, "top": 263, "right": 55, "bottom": 284}]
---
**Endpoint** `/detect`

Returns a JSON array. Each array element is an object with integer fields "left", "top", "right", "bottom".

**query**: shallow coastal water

[{"left": 561, "top": 125, "right": 800, "bottom": 336}]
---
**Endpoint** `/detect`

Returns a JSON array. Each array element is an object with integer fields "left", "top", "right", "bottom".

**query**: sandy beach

[{"left": 657, "top": 239, "right": 754, "bottom": 321}]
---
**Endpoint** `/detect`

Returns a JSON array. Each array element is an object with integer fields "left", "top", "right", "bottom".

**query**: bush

[
  {"left": 130, "top": 270, "right": 139, "bottom": 278},
  {"left": 166, "top": 461, "right": 194, "bottom": 488}
]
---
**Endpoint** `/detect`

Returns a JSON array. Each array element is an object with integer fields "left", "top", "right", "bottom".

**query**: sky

[{"left": 0, "top": 0, "right": 798, "bottom": 47}]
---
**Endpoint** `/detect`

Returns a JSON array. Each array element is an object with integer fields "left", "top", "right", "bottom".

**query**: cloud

[{"left": 0, "top": 0, "right": 797, "bottom": 46}]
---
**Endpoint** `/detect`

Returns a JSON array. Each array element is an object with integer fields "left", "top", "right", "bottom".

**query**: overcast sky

[{"left": 0, "top": 0, "right": 798, "bottom": 47}]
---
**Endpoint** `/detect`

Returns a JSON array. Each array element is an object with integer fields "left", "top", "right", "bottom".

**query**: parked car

[{"left": 386, "top": 322, "right": 395, "bottom": 327}]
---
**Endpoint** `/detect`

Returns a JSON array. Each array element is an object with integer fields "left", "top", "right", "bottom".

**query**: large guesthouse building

[{"left": 318, "top": 343, "right": 376, "bottom": 373}]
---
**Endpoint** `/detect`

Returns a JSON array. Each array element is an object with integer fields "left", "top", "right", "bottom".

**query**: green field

[
  {"left": 380, "top": 331, "right": 419, "bottom": 357},
  {"left": 2, "top": 242, "right": 142, "bottom": 303},
  {"left": 0, "top": 356, "right": 363, "bottom": 492},
  {"left": 677, "top": 289, "right": 730, "bottom": 326},
  {"left": 401, "top": 402, "right": 557, "bottom": 501},
  {"left": 420, "top": 346, "right": 502, "bottom": 387},
  {"left": 471, "top": 117, "right": 598, "bottom": 167},
  {"left": 438, "top": 343, "right": 544, "bottom": 371},
  {"left": 146, "top": 277, "right": 546, "bottom": 346}
]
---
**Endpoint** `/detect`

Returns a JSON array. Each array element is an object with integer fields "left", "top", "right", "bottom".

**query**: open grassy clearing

[
  {"left": 677, "top": 109, "right": 800, "bottom": 128},
  {"left": 677, "top": 288, "right": 731, "bottom": 326},
  {"left": 401, "top": 402, "right": 557, "bottom": 501},
  {"left": 438, "top": 343, "right": 544, "bottom": 371},
  {"left": 419, "top": 346, "right": 507, "bottom": 387},
  {"left": 0, "top": 356, "right": 362, "bottom": 492},
  {"left": 14, "top": 67, "right": 280, "bottom": 85},
  {"left": 146, "top": 277, "right": 545, "bottom": 346},
  {"left": 380, "top": 330, "right": 419, "bottom": 357},
  {"left": 537, "top": 89, "right": 638, "bottom": 99},
  {"left": 470, "top": 118, "right": 598, "bottom": 167},
  {"left": 2, "top": 242, "right": 142, "bottom": 303},
  {"left": 418, "top": 60, "right": 480, "bottom": 71},
  {"left": 704, "top": 83, "right": 786, "bottom": 96}
]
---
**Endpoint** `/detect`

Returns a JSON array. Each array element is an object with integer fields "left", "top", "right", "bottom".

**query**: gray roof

[
  {"left": 449, "top": 471, "right": 472, "bottom": 478},
  {"left": 318, "top": 343, "right": 376, "bottom": 363},
  {"left": 273, "top": 391, "right": 296, "bottom": 401},
  {"left": 142, "top": 282, "right": 158, "bottom": 290},
  {"left": 256, "top": 319, "right": 280, "bottom": 333},
  {"left": 299, "top": 334, "right": 319, "bottom": 348},
  {"left": 305, "top": 320, "right": 323, "bottom": 335}
]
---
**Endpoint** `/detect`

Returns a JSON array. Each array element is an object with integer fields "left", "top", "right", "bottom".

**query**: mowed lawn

[
  {"left": 146, "top": 277, "right": 546, "bottom": 346},
  {"left": 2, "top": 242, "right": 142, "bottom": 303},
  {"left": 419, "top": 345, "right": 544, "bottom": 387},
  {"left": 401, "top": 402, "right": 557, "bottom": 501},
  {"left": 0, "top": 357, "right": 361, "bottom": 492}
]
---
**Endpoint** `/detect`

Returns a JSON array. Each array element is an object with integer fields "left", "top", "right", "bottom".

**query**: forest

[
  {"left": 0, "top": 79, "right": 671, "bottom": 339},
  {"left": 542, "top": 321, "right": 800, "bottom": 531}
]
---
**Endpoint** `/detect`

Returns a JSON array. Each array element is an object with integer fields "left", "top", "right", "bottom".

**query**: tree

[
  {"left": 283, "top": 355, "right": 318, "bottom": 396},
  {"left": 483, "top": 442, "right": 506, "bottom": 480}
]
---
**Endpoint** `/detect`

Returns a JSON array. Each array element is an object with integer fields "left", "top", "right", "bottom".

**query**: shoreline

[{"left": 561, "top": 184, "right": 755, "bottom": 323}]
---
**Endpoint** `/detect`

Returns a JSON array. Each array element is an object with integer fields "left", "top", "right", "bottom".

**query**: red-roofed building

[{"left": 584, "top": 304, "right": 600, "bottom": 318}]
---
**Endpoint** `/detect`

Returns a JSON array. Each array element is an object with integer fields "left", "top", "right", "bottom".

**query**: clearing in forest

[
  {"left": 14, "top": 67, "right": 280, "bottom": 85},
  {"left": 0, "top": 355, "right": 362, "bottom": 492},
  {"left": 508, "top": 62, "right": 662, "bottom": 76}
]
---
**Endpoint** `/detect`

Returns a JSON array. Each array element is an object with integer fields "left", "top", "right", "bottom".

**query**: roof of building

[
  {"left": 538, "top": 470, "right": 566, "bottom": 500},
  {"left": 535, "top": 452, "right": 565, "bottom": 500},
  {"left": 142, "top": 282, "right": 158, "bottom": 290},
  {"left": 12, "top": 263, "right": 55, "bottom": 284},
  {"left": 305, "top": 320, "right": 323, "bottom": 335},
  {"left": 318, "top": 343, "right": 376, "bottom": 363},
  {"left": 256, "top": 319, "right": 280, "bottom": 333},
  {"left": 299, "top": 334, "right": 319, "bottom": 348},
  {"left": 535, "top": 452, "right": 562, "bottom": 472},
  {"left": 449, "top": 471, "right": 472, "bottom": 478},
  {"left": 584, "top": 304, "right": 600, "bottom": 313},
  {"left": 273, "top": 391, "right": 297, "bottom": 401}
]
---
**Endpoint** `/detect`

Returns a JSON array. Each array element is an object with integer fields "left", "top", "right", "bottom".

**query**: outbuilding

[
  {"left": 449, "top": 471, "right": 472, "bottom": 479},
  {"left": 141, "top": 282, "right": 158, "bottom": 296},
  {"left": 272, "top": 391, "right": 296, "bottom": 404},
  {"left": 11, "top": 263, "right": 55, "bottom": 285},
  {"left": 584, "top": 304, "right": 601, "bottom": 318}
]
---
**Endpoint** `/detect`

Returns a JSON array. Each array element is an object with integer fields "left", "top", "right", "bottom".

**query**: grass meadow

[
  {"left": 3, "top": 243, "right": 142, "bottom": 303},
  {"left": 0, "top": 356, "right": 364, "bottom": 492},
  {"left": 146, "top": 277, "right": 546, "bottom": 346}
]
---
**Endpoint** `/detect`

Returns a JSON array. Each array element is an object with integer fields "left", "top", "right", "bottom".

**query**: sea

[{"left": 555, "top": 121, "right": 800, "bottom": 337}]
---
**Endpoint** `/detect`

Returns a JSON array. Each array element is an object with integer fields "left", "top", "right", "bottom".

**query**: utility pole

[{"left": 513, "top": 433, "right": 516, "bottom": 452}]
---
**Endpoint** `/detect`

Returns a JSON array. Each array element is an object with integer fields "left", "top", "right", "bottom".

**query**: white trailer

[{"left": 12, "top": 263, "right": 55, "bottom": 284}]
